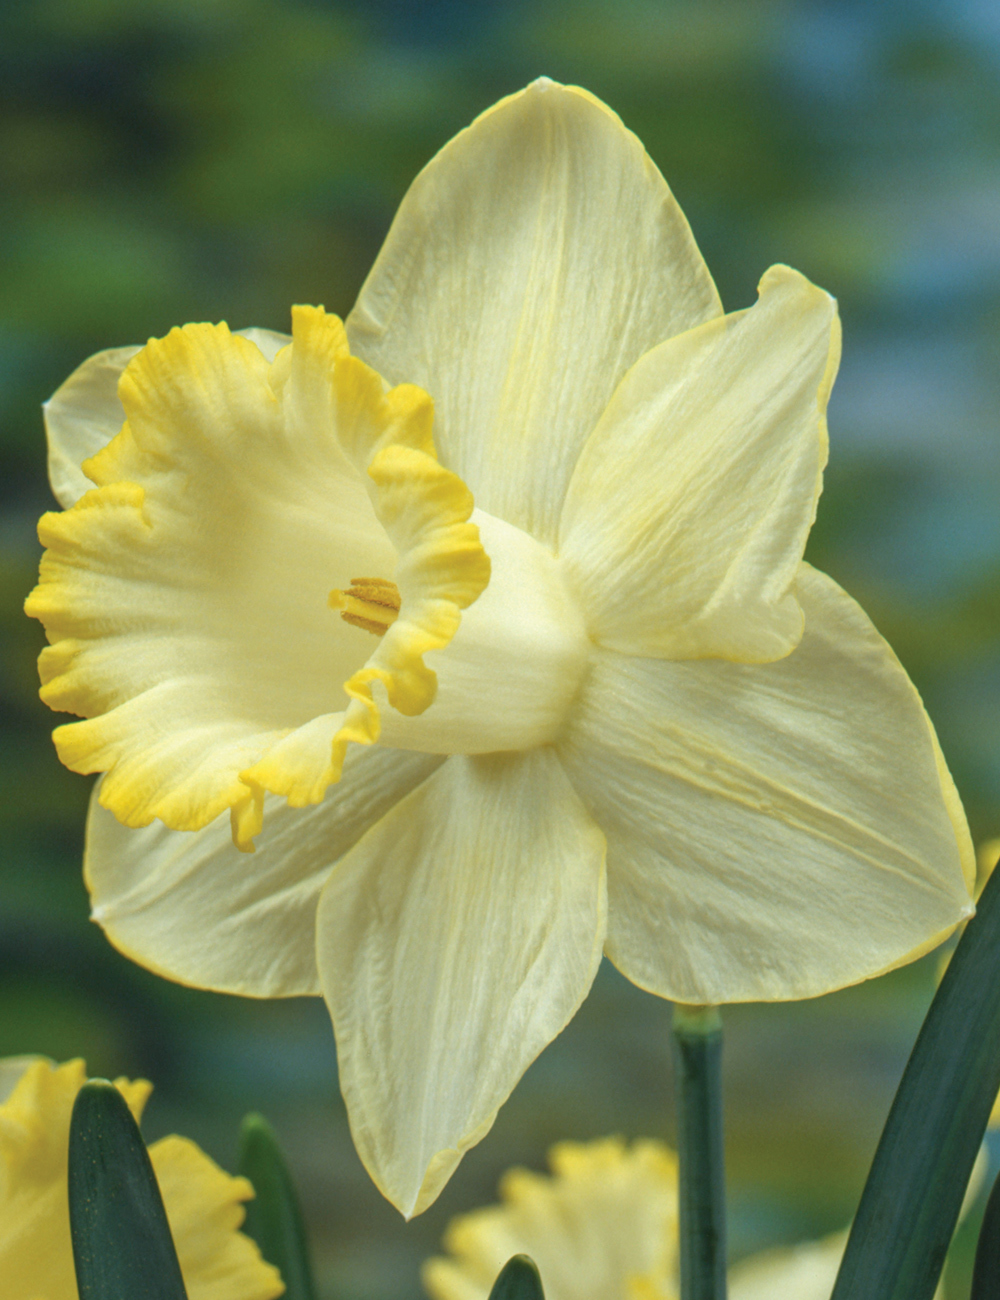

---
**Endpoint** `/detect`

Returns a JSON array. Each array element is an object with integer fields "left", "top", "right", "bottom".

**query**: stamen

[{"left": 329, "top": 577, "right": 402, "bottom": 636}]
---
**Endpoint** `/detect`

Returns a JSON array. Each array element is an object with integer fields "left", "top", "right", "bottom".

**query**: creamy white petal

[
  {"left": 728, "top": 1232, "right": 846, "bottom": 1300},
  {"left": 85, "top": 746, "right": 443, "bottom": 996},
  {"left": 347, "top": 78, "right": 721, "bottom": 545},
  {"left": 559, "top": 266, "right": 840, "bottom": 663},
  {"left": 730, "top": 1232, "right": 949, "bottom": 1300},
  {"left": 44, "top": 345, "right": 141, "bottom": 509},
  {"left": 235, "top": 326, "right": 291, "bottom": 364},
  {"left": 558, "top": 564, "right": 974, "bottom": 1004},
  {"left": 43, "top": 329, "right": 290, "bottom": 509},
  {"left": 317, "top": 749, "right": 607, "bottom": 1216}
]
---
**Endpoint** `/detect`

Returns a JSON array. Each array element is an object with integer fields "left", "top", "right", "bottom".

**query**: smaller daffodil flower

[
  {"left": 28, "top": 79, "right": 975, "bottom": 1217},
  {"left": 423, "top": 1138, "right": 679, "bottom": 1300},
  {"left": 0, "top": 1057, "right": 283, "bottom": 1300},
  {"left": 424, "top": 1136, "right": 986, "bottom": 1300}
]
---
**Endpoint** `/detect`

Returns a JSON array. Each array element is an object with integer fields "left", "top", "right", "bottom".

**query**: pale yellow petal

[
  {"left": 43, "top": 328, "right": 291, "bottom": 510},
  {"left": 85, "top": 746, "right": 443, "bottom": 996},
  {"left": 728, "top": 1231, "right": 847, "bottom": 1300},
  {"left": 558, "top": 563, "right": 974, "bottom": 1004},
  {"left": 424, "top": 1138, "right": 678, "bottom": 1300},
  {"left": 559, "top": 266, "right": 840, "bottom": 663},
  {"left": 317, "top": 749, "right": 607, "bottom": 1217},
  {"left": 44, "top": 344, "right": 142, "bottom": 509},
  {"left": 152, "top": 1135, "right": 283, "bottom": 1300},
  {"left": 348, "top": 77, "right": 721, "bottom": 545}
]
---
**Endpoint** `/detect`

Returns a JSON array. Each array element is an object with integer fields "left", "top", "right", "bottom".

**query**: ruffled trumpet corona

[{"left": 27, "top": 79, "right": 974, "bottom": 1217}]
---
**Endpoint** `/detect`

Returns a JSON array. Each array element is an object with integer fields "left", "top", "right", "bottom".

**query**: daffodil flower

[
  {"left": 0, "top": 1057, "right": 283, "bottom": 1300},
  {"left": 423, "top": 1136, "right": 983, "bottom": 1300},
  {"left": 424, "top": 1138, "right": 680, "bottom": 1300},
  {"left": 28, "top": 79, "right": 974, "bottom": 1216}
]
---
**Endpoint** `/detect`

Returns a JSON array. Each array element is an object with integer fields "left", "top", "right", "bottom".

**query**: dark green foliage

[
  {"left": 68, "top": 1078, "right": 189, "bottom": 1300},
  {"left": 972, "top": 1172, "right": 1000, "bottom": 1299},
  {"left": 832, "top": 864, "right": 1000, "bottom": 1299},
  {"left": 488, "top": 1254, "right": 545, "bottom": 1300},
  {"left": 238, "top": 1111, "right": 317, "bottom": 1300}
]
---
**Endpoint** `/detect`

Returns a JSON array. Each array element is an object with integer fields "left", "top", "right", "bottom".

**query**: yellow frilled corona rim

[{"left": 26, "top": 306, "right": 491, "bottom": 851}]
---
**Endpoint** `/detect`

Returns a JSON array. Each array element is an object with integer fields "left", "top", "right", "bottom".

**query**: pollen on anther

[{"left": 329, "top": 577, "right": 401, "bottom": 636}]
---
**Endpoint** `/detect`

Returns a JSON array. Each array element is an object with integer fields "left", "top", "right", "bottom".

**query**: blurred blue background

[{"left": 1, "top": 0, "right": 998, "bottom": 1295}]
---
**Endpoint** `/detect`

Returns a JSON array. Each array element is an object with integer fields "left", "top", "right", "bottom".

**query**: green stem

[{"left": 673, "top": 1003, "right": 727, "bottom": 1300}]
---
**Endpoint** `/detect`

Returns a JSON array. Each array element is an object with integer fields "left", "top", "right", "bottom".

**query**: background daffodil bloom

[
  {"left": 0, "top": 1056, "right": 283, "bottom": 1300},
  {"left": 423, "top": 1136, "right": 980, "bottom": 1300},
  {"left": 27, "top": 79, "right": 974, "bottom": 1216},
  {"left": 424, "top": 1138, "right": 681, "bottom": 1300}
]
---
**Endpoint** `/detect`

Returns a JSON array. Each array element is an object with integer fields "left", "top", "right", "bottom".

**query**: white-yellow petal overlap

[
  {"left": 375, "top": 511, "right": 590, "bottom": 756},
  {"left": 44, "top": 344, "right": 142, "bottom": 510},
  {"left": 43, "top": 328, "right": 292, "bottom": 511},
  {"left": 424, "top": 1138, "right": 679, "bottom": 1300},
  {"left": 316, "top": 748, "right": 607, "bottom": 1218},
  {"left": 84, "top": 745, "right": 444, "bottom": 997},
  {"left": 559, "top": 265, "right": 840, "bottom": 663},
  {"left": 347, "top": 78, "right": 722, "bottom": 544},
  {"left": 27, "top": 307, "right": 489, "bottom": 850},
  {"left": 0, "top": 1058, "right": 282, "bottom": 1300},
  {"left": 559, "top": 563, "right": 974, "bottom": 1004}
]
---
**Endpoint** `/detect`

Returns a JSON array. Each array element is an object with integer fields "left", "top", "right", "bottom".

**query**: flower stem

[{"left": 672, "top": 1003, "right": 727, "bottom": 1300}]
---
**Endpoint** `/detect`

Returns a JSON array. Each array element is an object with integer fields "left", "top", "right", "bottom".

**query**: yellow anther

[{"left": 329, "top": 577, "right": 401, "bottom": 636}]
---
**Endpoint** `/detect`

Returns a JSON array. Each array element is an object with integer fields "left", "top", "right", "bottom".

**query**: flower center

[
  {"left": 373, "top": 509, "right": 592, "bottom": 757},
  {"left": 330, "top": 577, "right": 401, "bottom": 636}
]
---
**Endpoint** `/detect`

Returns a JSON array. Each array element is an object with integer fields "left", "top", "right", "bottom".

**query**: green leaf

[
  {"left": 831, "top": 863, "right": 1000, "bottom": 1300},
  {"left": 488, "top": 1255, "right": 546, "bottom": 1300},
  {"left": 68, "top": 1078, "right": 189, "bottom": 1300},
  {"left": 972, "top": 1171, "right": 1000, "bottom": 1299},
  {"left": 238, "top": 1112, "right": 317, "bottom": 1300}
]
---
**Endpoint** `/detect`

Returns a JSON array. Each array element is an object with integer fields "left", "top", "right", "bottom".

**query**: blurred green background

[{"left": 1, "top": 0, "right": 998, "bottom": 1295}]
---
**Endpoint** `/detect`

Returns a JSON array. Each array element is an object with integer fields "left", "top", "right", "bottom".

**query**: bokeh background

[{"left": 1, "top": 0, "right": 999, "bottom": 1295}]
